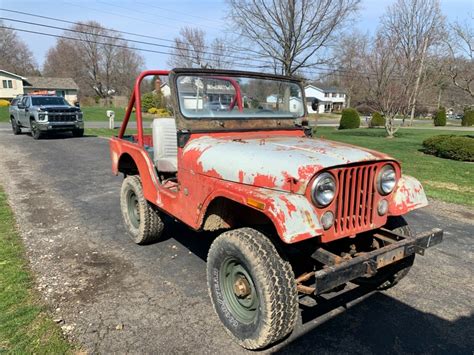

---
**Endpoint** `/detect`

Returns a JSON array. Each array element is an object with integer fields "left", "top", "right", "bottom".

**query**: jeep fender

[
  {"left": 200, "top": 184, "right": 324, "bottom": 244},
  {"left": 388, "top": 175, "right": 428, "bottom": 215},
  {"left": 110, "top": 138, "right": 163, "bottom": 205}
]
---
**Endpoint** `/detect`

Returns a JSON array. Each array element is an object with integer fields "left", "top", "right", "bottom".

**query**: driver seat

[{"left": 152, "top": 118, "right": 178, "bottom": 172}]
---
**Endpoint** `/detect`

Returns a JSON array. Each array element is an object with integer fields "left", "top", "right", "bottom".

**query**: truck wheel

[
  {"left": 30, "top": 121, "right": 42, "bottom": 140},
  {"left": 120, "top": 175, "right": 164, "bottom": 244},
  {"left": 207, "top": 228, "right": 298, "bottom": 350},
  {"left": 11, "top": 118, "right": 21, "bottom": 135},
  {"left": 353, "top": 216, "right": 415, "bottom": 290},
  {"left": 72, "top": 129, "right": 84, "bottom": 137}
]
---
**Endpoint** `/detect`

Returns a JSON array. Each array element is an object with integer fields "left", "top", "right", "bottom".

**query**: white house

[
  {"left": 304, "top": 84, "right": 346, "bottom": 114},
  {"left": 0, "top": 70, "right": 27, "bottom": 99}
]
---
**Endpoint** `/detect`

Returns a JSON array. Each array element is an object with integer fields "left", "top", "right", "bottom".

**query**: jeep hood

[{"left": 182, "top": 135, "right": 393, "bottom": 194}]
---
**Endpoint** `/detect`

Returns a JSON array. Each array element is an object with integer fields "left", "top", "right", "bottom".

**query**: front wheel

[
  {"left": 11, "top": 118, "right": 21, "bottom": 135},
  {"left": 207, "top": 228, "right": 298, "bottom": 350},
  {"left": 30, "top": 120, "right": 42, "bottom": 140},
  {"left": 353, "top": 216, "right": 415, "bottom": 290},
  {"left": 120, "top": 175, "right": 164, "bottom": 244}
]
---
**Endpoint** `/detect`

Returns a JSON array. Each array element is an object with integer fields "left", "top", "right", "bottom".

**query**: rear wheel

[
  {"left": 120, "top": 175, "right": 164, "bottom": 244},
  {"left": 72, "top": 128, "right": 84, "bottom": 137},
  {"left": 353, "top": 216, "right": 415, "bottom": 290},
  {"left": 30, "top": 120, "right": 42, "bottom": 140},
  {"left": 11, "top": 118, "right": 21, "bottom": 135},
  {"left": 207, "top": 228, "right": 298, "bottom": 350}
]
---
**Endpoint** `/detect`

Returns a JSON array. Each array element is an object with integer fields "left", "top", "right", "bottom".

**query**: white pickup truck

[{"left": 9, "top": 95, "right": 84, "bottom": 139}]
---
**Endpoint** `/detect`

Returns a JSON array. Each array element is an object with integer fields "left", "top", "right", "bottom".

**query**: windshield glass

[
  {"left": 176, "top": 75, "right": 304, "bottom": 119},
  {"left": 32, "top": 97, "right": 69, "bottom": 106}
]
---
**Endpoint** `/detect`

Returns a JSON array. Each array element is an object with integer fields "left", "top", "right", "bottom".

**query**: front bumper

[
  {"left": 297, "top": 228, "right": 443, "bottom": 295},
  {"left": 36, "top": 121, "right": 84, "bottom": 131}
]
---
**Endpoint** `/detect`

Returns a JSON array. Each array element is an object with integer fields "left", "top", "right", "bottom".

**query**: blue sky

[{"left": 1, "top": 0, "right": 472, "bottom": 70}]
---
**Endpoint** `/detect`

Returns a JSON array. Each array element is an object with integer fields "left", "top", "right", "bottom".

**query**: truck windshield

[
  {"left": 176, "top": 75, "right": 304, "bottom": 119},
  {"left": 31, "top": 97, "right": 69, "bottom": 106}
]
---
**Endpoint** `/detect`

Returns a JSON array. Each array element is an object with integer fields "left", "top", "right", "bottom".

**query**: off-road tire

[
  {"left": 353, "top": 216, "right": 415, "bottom": 290},
  {"left": 11, "top": 118, "right": 21, "bottom": 135},
  {"left": 30, "top": 120, "right": 42, "bottom": 140},
  {"left": 120, "top": 175, "right": 164, "bottom": 244},
  {"left": 72, "top": 128, "right": 84, "bottom": 137},
  {"left": 207, "top": 228, "right": 298, "bottom": 350}
]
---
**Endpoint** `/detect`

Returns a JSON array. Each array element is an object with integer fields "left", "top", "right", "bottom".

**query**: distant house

[
  {"left": 0, "top": 70, "right": 79, "bottom": 104},
  {"left": 0, "top": 70, "right": 28, "bottom": 99},
  {"left": 305, "top": 84, "right": 346, "bottom": 114},
  {"left": 23, "top": 77, "right": 79, "bottom": 104}
]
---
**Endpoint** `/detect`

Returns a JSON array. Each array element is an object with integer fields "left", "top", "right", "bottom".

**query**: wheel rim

[
  {"left": 126, "top": 189, "right": 140, "bottom": 229},
  {"left": 220, "top": 257, "right": 259, "bottom": 324}
]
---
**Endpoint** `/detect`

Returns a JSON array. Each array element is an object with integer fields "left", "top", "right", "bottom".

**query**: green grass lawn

[
  {"left": 0, "top": 106, "right": 9, "bottom": 122},
  {"left": 314, "top": 127, "right": 473, "bottom": 206},
  {"left": 0, "top": 106, "right": 154, "bottom": 123},
  {"left": 0, "top": 188, "right": 73, "bottom": 353}
]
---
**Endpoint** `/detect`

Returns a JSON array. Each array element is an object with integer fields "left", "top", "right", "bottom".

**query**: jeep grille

[{"left": 333, "top": 164, "right": 378, "bottom": 236}]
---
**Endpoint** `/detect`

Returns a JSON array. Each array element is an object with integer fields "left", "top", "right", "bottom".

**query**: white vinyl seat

[{"left": 152, "top": 118, "right": 178, "bottom": 172}]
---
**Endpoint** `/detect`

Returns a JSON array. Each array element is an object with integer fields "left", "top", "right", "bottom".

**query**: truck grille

[
  {"left": 334, "top": 164, "right": 378, "bottom": 236},
  {"left": 48, "top": 114, "right": 76, "bottom": 122}
]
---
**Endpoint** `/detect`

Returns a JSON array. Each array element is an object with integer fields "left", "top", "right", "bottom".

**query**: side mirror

[
  {"left": 17, "top": 103, "right": 25, "bottom": 109},
  {"left": 74, "top": 102, "right": 80, "bottom": 108}
]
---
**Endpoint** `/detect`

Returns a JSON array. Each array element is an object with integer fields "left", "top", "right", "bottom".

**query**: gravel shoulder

[{"left": 0, "top": 130, "right": 472, "bottom": 354}]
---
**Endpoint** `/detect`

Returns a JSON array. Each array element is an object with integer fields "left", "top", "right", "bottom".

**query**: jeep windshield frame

[
  {"left": 118, "top": 69, "right": 307, "bottom": 148},
  {"left": 169, "top": 68, "right": 307, "bottom": 133}
]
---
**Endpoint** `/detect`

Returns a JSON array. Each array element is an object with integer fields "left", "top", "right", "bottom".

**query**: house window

[
  {"left": 339, "top": 93, "right": 345, "bottom": 98},
  {"left": 2, "top": 80, "right": 13, "bottom": 89},
  {"left": 332, "top": 92, "right": 337, "bottom": 97},
  {"left": 324, "top": 92, "right": 329, "bottom": 97}
]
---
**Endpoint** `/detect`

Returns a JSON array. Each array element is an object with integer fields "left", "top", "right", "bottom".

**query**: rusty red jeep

[{"left": 109, "top": 69, "right": 443, "bottom": 349}]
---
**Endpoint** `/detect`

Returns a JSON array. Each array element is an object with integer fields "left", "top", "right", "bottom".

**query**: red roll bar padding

[
  {"left": 118, "top": 70, "right": 170, "bottom": 147},
  {"left": 208, "top": 76, "right": 243, "bottom": 112},
  {"left": 118, "top": 71, "right": 245, "bottom": 146}
]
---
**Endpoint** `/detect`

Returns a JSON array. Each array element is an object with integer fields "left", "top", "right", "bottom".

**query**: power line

[
  {"left": 0, "top": 25, "right": 251, "bottom": 69},
  {"left": 3, "top": 24, "right": 394, "bottom": 82},
  {"left": 133, "top": 0, "right": 227, "bottom": 25},
  {"left": 0, "top": 10, "right": 402, "bottom": 80},
  {"left": 1, "top": 17, "right": 260, "bottom": 66},
  {"left": 1, "top": 16, "right": 370, "bottom": 78},
  {"left": 97, "top": 0, "right": 223, "bottom": 31}
]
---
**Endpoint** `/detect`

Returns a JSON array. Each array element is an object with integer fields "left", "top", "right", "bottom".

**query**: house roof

[
  {"left": 305, "top": 83, "right": 346, "bottom": 94},
  {"left": 24, "top": 76, "right": 79, "bottom": 90},
  {"left": 0, "top": 69, "right": 27, "bottom": 80}
]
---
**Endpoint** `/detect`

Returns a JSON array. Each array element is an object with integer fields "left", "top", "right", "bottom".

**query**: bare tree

[
  {"left": 445, "top": 19, "right": 474, "bottom": 98},
  {"left": 44, "top": 21, "right": 144, "bottom": 99},
  {"left": 168, "top": 27, "right": 232, "bottom": 69},
  {"left": 227, "top": 0, "right": 360, "bottom": 76},
  {"left": 381, "top": 0, "right": 445, "bottom": 125},
  {"left": 0, "top": 23, "right": 39, "bottom": 75},
  {"left": 362, "top": 34, "right": 411, "bottom": 138},
  {"left": 332, "top": 32, "right": 369, "bottom": 107}
]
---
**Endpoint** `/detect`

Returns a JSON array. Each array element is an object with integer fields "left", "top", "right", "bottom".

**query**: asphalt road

[{"left": 0, "top": 129, "right": 472, "bottom": 354}]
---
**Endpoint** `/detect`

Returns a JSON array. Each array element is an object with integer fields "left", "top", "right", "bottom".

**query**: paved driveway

[{"left": 0, "top": 130, "right": 472, "bottom": 354}]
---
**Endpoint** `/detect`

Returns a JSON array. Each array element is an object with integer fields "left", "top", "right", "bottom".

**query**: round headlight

[
  {"left": 377, "top": 165, "right": 397, "bottom": 195},
  {"left": 312, "top": 172, "right": 336, "bottom": 207}
]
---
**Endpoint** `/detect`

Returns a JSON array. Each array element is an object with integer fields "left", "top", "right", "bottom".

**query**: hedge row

[{"left": 422, "top": 135, "right": 474, "bottom": 162}]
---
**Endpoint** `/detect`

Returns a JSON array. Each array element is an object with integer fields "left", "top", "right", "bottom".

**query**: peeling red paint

[{"left": 253, "top": 174, "right": 277, "bottom": 188}]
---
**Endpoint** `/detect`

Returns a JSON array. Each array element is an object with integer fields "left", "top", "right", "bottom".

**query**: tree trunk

[{"left": 409, "top": 38, "right": 429, "bottom": 126}]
